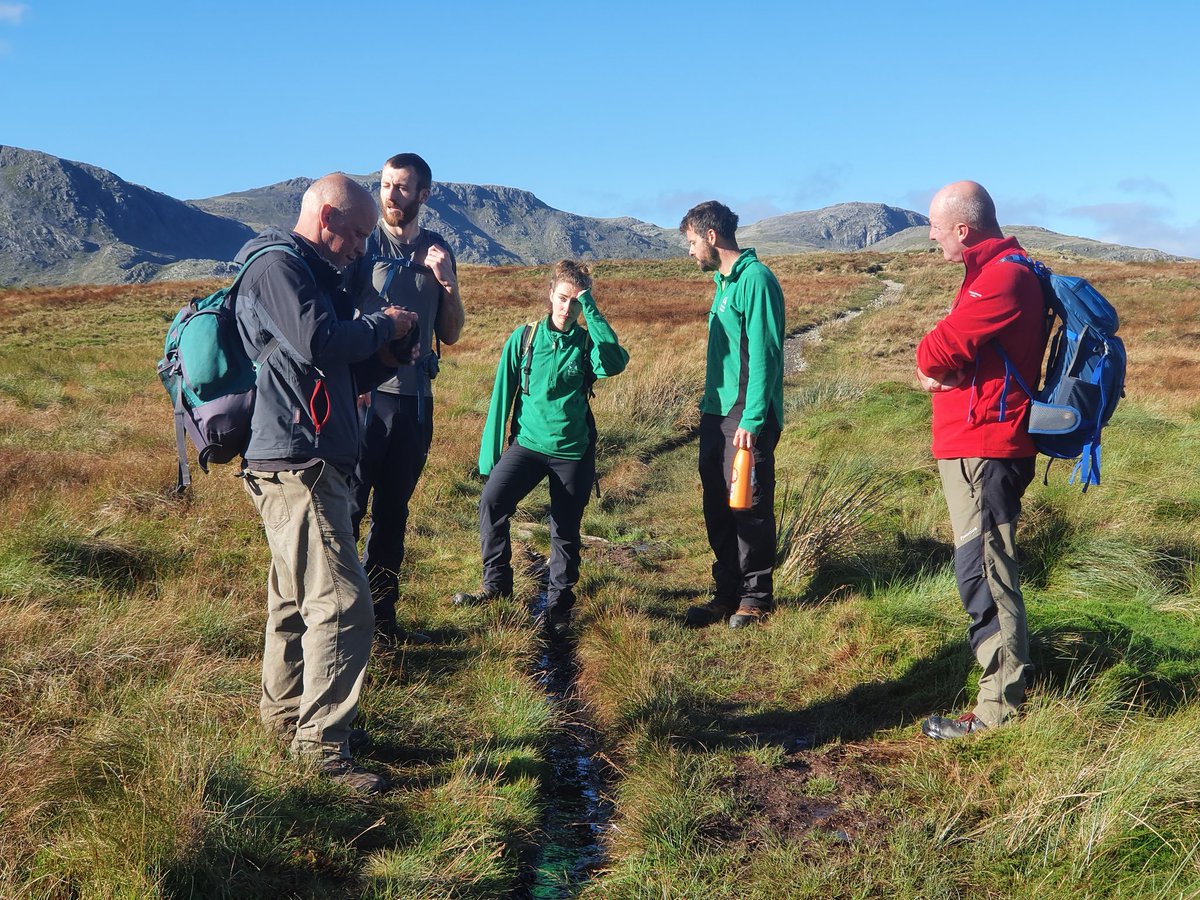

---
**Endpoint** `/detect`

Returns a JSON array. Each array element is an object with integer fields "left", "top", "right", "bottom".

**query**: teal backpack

[{"left": 157, "top": 245, "right": 305, "bottom": 491}]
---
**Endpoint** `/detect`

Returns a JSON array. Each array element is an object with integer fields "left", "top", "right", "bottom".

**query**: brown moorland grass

[{"left": 2, "top": 252, "right": 1199, "bottom": 897}]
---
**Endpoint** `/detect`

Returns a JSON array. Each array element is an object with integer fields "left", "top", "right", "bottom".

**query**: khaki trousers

[
  {"left": 243, "top": 463, "right": 374, "bottom": 760},
  {"left": 938, "top": 457, "right": 1035, "bottom": 727}
]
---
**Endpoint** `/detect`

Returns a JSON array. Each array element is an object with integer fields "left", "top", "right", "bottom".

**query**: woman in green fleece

[{"left": 452, "top": 260, "right": 629, "bottom": 638}]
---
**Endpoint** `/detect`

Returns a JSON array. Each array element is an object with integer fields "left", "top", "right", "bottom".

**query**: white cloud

[
  {"left": 1116, "top": 177, "right": 1174, "bottom": 198},
  {"left": 1067, "top": 201, "right": 1200, "bottom": 258},
  {"left": 0, "top": 4, "right": 29, "bottom": 25},
  {"left": 999, "top": 193, "right": 1050, "bottom": 226},
  {"left": 732, "top": 196, "right": 789, "bottom": 223},
  {"left": 789, "top": 166, "right": 846, "bottom": 208}
]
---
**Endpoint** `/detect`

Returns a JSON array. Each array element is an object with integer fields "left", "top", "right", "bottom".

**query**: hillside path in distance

[{"left": 783, "top": 279, "right": 905, "bottom": 374}]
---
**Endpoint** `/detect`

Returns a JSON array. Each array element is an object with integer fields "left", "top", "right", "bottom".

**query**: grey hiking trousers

[
  {"left": 938, "top": 456, "right": 1036, "bottom": 727},
  {"left": 242, "top": 462, "right": 374, "bottom": 760}
]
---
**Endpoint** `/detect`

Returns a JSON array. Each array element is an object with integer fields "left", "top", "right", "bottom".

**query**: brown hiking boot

[
  {"left": 728, "top": 605, "right": 768, "bottom": 629},
  {"left": 318, "top": 757, "right": 391, "bottom": 795}
]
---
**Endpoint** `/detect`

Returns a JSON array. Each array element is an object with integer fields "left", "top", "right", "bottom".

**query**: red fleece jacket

[{"left": 917, "top": 236, "right": 1047, "bottom": 459}]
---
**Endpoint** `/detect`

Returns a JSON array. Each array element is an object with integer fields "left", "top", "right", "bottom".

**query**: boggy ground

[
  {"left": 709, "top": 743, "right": 899, "bottom": 848},
  {"left": 1, "top": 252, "right": 1199, "bottom": 899}
]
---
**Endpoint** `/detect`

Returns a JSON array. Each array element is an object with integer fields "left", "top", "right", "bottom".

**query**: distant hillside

[
  {"left": 0, "top": 146, "right": 253, "bottom": 286},
  {"left": 192, "top": 177, "right": 684, "bottom": 267},
  {"left": 737, "top": 203, "right": 928, "bottom": 254},
  {"left": 1, "top": 145, "right": 1187, "bottom": 286},
  {"left": 871, "top": 223, "right": 1185, "bottom": 262}
]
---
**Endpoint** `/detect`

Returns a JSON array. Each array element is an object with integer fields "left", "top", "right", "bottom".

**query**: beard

[
  {"left": 382, "top": 196, "right": 422, "bottom": 228},
  {"left": 695, "top": 244, "right": 720, "bottom": 272}
]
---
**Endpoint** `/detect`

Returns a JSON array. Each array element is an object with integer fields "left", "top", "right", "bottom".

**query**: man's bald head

[
  {"left": 930, "top": 181, "right": 1001, "bottom": 234},
  {"left": 928, "top": 181, "right": 1003, "bottom": 263},
  {"left": 295, "top": 173, "right": 378, "bottom": 269}
]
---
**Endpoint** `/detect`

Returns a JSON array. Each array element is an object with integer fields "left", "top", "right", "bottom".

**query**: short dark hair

[
  {"left": 383, "top": 153, "right": 432, "bottom": 192},
  {"left": 679, "top": 200, "right": 739, "bottom": 242}
]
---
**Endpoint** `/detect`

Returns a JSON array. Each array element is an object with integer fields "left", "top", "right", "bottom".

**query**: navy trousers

[{"left": 478, "top": 441, "right": 595, "bottom": 615}]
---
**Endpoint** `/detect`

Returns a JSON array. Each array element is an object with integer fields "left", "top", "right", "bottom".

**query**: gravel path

[{"left": 783, "top": 279, "right": 905, "bottom": 375}]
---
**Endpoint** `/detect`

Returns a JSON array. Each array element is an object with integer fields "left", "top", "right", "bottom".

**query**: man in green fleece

[{"left": 680, "top": 201, "right": 785, "bottom": 629}]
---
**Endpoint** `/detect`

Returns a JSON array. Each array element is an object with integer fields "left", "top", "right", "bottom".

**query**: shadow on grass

[
  {"left": 372, "top": 627, "right": 473, "bottom": 680},
  {"left": 801, "top": 533, "right": 955, "bottom": 600},
  {"left": 677, "top": 618, "right": 1200, "bottom": 751},
  {"left": 788, "top": 502, "right": 1081, "bottom": 603},
  {"left": 161, "top": 765, "right": 413, "bottom": 900},
  {"left": 39, "top": 536, "right": 180, "bottom": 592}
]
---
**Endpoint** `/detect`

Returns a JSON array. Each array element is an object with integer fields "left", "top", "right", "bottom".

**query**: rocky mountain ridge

[{"left": 0, "top": 146, "right": 1185, "bottom": 287}]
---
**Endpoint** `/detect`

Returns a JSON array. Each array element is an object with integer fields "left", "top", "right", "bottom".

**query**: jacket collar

[
  {"left": 962, "top": 235, "right": 1024, "bottom": 277},
  {"left": 289, "top": 232, "right": 343, "bottom": 289},
  {"left": 714, "top": 247, "right": 759, "bottom": 287}
]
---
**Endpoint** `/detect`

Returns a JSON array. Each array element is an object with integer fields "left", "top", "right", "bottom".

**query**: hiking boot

[
  {"left": 684, "top": 598, "right": 735, "bottom": 628},
  {"left": 451, "top": 588, "right": 510, "bottom": 607},
  {"left": 921, "top": 712, "right": 988, "bottom": 740},
  {"left": 374, "top": 619, "right": 433, "bottom": 645},
  {"left": 728, "top": 605, "right": 768, "bottom": 629},
  {"left": 318, "top": 757, "right": 391, "bottom": 795},
  {"left": 539, "top": 610, "right": 572, "bottom": 641}
]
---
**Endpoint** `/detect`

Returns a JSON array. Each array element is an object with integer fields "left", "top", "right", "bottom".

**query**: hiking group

[{"left": 191, "top": 154, "right": 1092, "bottom": 792}]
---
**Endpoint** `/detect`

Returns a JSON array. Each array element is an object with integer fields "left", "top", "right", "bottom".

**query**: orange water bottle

[{"left": 729, "top": 448, "right": 754, "bottom": 510}]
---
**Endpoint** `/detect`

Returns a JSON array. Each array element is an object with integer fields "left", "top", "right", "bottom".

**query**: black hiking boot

[
  {"left": 684, "top": 597, "right": 735, "bottom": 628},
  {"left": 451, "top": 587, "right": 511, "bottom": 607},
  {"left": 374, "top": 618, "right": 432, "bottom": 645},
  {"left": 921, "top": 712, "right": 988, "bottom": 740},
  {"left": 318, "top": 757, "right": 391, "bottom": 795},
  {"left": 539, "top": 609, "right": 572, "bottom": 642}
]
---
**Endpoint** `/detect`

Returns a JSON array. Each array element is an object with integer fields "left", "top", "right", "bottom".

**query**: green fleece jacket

[
  {"left": 701, "top": 248, "right": 785, "bottom": 435},
  {"left": 479, "top": 290, "right": 629, "bottom": 475}
]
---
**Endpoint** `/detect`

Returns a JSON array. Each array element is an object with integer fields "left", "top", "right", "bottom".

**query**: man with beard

[
  {"left": 679, "top": 201, "right": 785, "bottom": 629},
  {"left": 346, "top": 153, "right": 466, "bottom": 642}
]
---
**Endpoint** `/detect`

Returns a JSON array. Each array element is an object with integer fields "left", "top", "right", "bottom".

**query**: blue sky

[{"left": 3, "top": 1, "right": 1198, "bottom": 257}]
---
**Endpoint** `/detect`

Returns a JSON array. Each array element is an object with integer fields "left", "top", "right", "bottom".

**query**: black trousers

[
  {"left": 478, "top": 441, "right": 595, "bottom": 614},
  {"left": 698, "top": 413, "right": 779, "bottom": 611},
  {"left": 348, "top": 392, "right": 434, "bottom": 624}
]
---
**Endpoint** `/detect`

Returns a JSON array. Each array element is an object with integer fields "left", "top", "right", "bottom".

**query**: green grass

[{"left": 3, "top": 256, "right": 1200, "bottom": 897}]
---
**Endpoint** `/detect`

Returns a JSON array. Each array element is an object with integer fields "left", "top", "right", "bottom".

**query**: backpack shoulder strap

[
  {"left": 519, "top": 320, "right": 538, "bottom": 395},
  {"left": 233, "top": 244, "right": 305, "bottom": 292},
  {"left": 232, "top": 244, "right": 309, "bottom": 369},
  {"left": 1002, "top": 252, "right": 1059, "bottom": 348},
  {"left": 582, "top": 331, "right": 596, "bottom": 400}
]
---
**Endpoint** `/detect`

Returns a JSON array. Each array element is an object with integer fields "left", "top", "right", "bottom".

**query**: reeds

[{"left": 774, "top": 456, "right": 896, "bottom": 590}]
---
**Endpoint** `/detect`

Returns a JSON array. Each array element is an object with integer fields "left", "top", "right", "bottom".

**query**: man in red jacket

[{"left": 916, "top": 181, "right": 1047, "bottom": 739}]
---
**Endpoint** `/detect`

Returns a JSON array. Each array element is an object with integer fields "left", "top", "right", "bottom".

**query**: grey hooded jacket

[{"left": 233, "top": 229, "right": 396, "bottom": 473}]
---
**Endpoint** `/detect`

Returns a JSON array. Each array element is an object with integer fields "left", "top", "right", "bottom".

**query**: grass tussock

[{"left": 774, "top": 456, "right": 899, "bottom": 591}]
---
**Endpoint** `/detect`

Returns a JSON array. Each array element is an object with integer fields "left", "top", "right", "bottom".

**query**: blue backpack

[
  {"left": 157, "top": 245, "right": 306, "bottom": 492},
  {"left": 997, "top": 255, "right": 1127, "bottom": 491}
]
